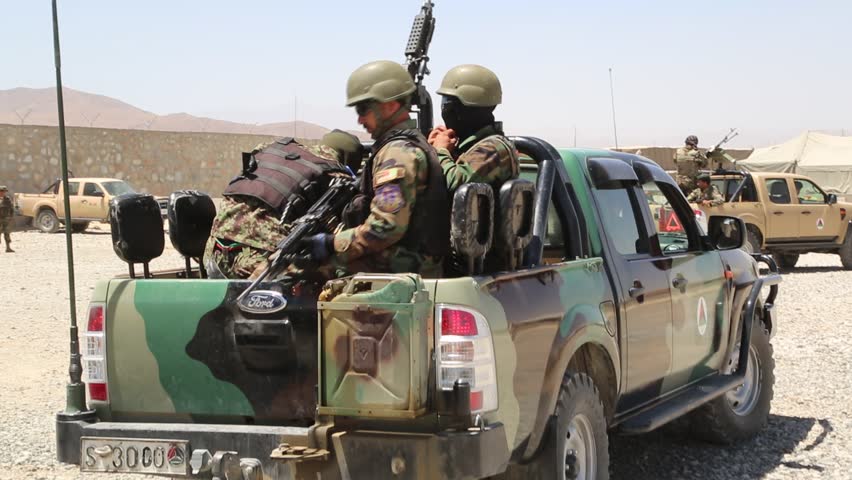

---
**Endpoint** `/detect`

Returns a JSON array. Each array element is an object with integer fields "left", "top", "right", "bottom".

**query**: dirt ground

[{"left": 0, "top": 226, "right": 850, "bottom": 479}]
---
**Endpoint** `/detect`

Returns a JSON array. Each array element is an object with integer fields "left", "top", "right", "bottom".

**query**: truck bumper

[{"left": 57, "top": 417, "right": 508, "bottom": 479}]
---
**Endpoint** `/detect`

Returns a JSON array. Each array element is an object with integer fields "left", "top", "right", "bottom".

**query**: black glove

[{"left": 299, "top": 233, "right": 334, "bottom": 262}]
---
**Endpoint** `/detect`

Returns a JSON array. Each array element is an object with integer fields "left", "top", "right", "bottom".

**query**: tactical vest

[
  {"left": 365, "top": 129, "right": 450, "bottom": 258},
  {"left": 224, "top": 138, "right": 349, "bottom": 218},
  {"left": 0, "top": 197, "right": 13, "bottom": 219}
]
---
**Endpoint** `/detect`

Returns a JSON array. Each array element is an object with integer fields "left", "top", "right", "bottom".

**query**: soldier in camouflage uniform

[
  {"left": 674, "top": 135, "right": 708, "bottom": 194},
  {"left": 204, "top": 131, "right": 364, "bottom": 279},
  {"left": 302, "top": 60, "right": 450, "bottom": 277},
  {"left": 687, "top": 173, "right": 724, "bottom": 206},
  {"left": 429, "top": 64, "right": 519, "bottom": 194},
  {"left": 0, "top": 186, "right": 14, "bottom": 253}
]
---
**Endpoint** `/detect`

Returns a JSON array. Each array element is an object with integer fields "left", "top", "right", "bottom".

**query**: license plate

[{"left": 81, "top": 437, "right": 190, "bottom": 476}]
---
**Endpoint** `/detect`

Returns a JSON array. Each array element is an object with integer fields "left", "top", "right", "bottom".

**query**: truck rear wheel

[
  {"left": 774, "top": 253, "right": 799, "bottom": 270},
  {"left": 840, "top": 226, "right": 852, "bottom": 270},
  {"left": 686, "top": 317, "right": 774, "bottom": 444},
  {"left": 36, "top": 209, "right": 60, "bottom": 234},
  {"left": 505, "top": 373, "right": 609, "bottom": 480}
]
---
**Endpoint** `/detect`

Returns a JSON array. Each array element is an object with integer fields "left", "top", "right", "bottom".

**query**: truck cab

[
  {"left": 56, "top": 137, "right": 780, "bottom": 480},
  {"left": 704, "top": 170, "right": 852, "bottom": 269}
]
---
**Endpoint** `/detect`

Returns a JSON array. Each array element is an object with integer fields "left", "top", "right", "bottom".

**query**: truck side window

[
  {"left": 83, "top": 183, "right": 104, "bottom": 197},
  {"left": 766, "top": 178, "right": 791, "bottom": 204},
  {"left": 67, "top": 181, "right": 80, "bottom": 196},
  {"left": 594, "top": 184, "right": 649, "bottom": 256},
  {"left": 794, "top": 179, "right": 825, "bottom": 204},
  {"left": 641, "top": 182, "right": 693, "bottom": 254}
]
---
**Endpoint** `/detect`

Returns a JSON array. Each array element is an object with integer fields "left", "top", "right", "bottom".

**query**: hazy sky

[{"left": 1, "top": 0, "right": 850, "bottom": 148}]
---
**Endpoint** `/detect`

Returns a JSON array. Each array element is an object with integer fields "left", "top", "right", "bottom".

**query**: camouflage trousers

[
  {"left": 676, "top": 175, "right": 697, "bottom": 195},
  {"left": 0, "top": 219, "right": 11, "bottom": 244}
]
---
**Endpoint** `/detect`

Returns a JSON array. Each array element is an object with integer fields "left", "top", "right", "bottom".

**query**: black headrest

[
  {"left": 109, "top": 193, "right": 164, "bottom": 264},
  {"left": 451, "top": 183, "right": 494, "bottom": 262},
  {"left": 167, "top": 190, "right": 216, "bottom": 258},
  {"left": 496, "top": 179, "right": 535, "bottom": 253}
]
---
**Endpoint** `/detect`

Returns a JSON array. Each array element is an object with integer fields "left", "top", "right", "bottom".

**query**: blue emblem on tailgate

[{"left": 238, "top": 290, "right": 288, "bottom": 314}]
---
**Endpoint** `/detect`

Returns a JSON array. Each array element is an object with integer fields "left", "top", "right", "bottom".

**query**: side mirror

[
  {"left": 827, "top": 193, "right": 838, "bottom": 205},
  {"left": 707, "top": 215, "right": 746, "bottom": 250}
]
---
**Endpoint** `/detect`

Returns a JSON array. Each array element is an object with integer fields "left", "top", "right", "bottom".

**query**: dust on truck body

[{"left": 56, "top": 137, "right": 780, "bottom": 479}]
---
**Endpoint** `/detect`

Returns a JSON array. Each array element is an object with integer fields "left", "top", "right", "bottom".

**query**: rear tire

[
  {"left": 36, "top": 209, "right": 60, "bottom": 234},
  {"left": 505, "top": 373, "right": 609, "bottom": 480},
  {"left": 840, "top": 226, "right": 852, "bottom": 270},
  {"left": 687, "top": 317, "right": 774, "bottom": 444},
  {"left": 774, "top": 253, "right": 799, "bottom": 270}
]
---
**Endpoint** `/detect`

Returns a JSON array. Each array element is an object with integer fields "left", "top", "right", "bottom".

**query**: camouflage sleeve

[
  {"left": 708, "top": 185, "right": 724, "bottom": 206},
  {"left": 686, "top": 188, "right": 701, "bottom": 202},
  {"left": 332, "top": 140, "right": 427, "bottom": 264},
  {"left": 439, "top": 136, "right": 519, "bottom": 191}
]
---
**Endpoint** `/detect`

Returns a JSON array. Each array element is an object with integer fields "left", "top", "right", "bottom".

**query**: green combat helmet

[
  {"left": 320, "top": 129, "right": 366, "bottom": 172},
  {"left": 346, "top": 60, "right": 416, "bottom": 106},
  {"left": 436, "top": 64, "right": 502, "bottom": 107},
  {"left": 0, "top": 186, "right": 7, "bottom": 191}
]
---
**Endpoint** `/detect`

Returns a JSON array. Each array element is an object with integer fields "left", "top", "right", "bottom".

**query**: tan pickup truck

[
  {"left": 15, "top": 178, "right": 167, "bottom": 233},
  {"left": 698, "top": 171, "right": 852, "bottom": 269}
]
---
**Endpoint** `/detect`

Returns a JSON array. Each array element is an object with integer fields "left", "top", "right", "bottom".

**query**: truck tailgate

[{"left": 101, "top": 279, "right": 318, "bottom": 423}]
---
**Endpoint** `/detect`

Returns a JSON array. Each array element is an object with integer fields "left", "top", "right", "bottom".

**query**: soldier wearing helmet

[
  {"left": 674, "top": 134, "right": 708, "bottom": 194},
  {"left": 428, "top": 64, "right": 519, "bottom": 194},
  {"left": 302, "top": 60, "right": 450, "bottom": 277},
  {"left": 0, "top": 185, "right": 14, "bottom": 253}
]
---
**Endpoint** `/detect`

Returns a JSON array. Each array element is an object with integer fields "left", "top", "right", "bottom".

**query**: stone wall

[{"left": 0, "top": 124, "right": 316, "bottom": 196}]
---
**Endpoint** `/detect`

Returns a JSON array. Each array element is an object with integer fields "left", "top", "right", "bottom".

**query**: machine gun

[
  {"left": 235, "top": 175, "right": 359, "bottom": 303},
  {"left": 404, "top": 1, "right": 436, "bottom": 136},
  {"left": 707, "top": 128, "right": 739, "bottom": 170}
]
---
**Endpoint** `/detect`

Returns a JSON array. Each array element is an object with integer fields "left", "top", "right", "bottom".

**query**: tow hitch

[{"left": 189, "top": 449, "right": 264, "bottom": 480}]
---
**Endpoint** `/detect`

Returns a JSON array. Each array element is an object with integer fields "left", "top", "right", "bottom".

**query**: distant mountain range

[{"left": 0, "top": 87, "right": 368, "bottom": 140}]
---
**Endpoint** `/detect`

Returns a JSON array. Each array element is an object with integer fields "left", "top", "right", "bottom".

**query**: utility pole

[
  {"left": 14, "top": 108, "right": 32, "bottom": 125},
  {"left": 573, "top": 125, "right": 577, "bottom": 147},
  {"left": 609, "top": 67, "right": 619, "bottom": 149},
  {"left": 294, "top": 96, "right": 298, "bottom": 138}
]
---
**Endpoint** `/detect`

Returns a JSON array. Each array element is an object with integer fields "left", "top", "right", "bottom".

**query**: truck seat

[
  {"left": 447, "top": 183, "right": 494, "bottom": 276},
  {"left": 167, "top": 190, "right": 216, "bottom": 259},
  {"left": 109, "top": 193, "right": 164, "bottom": 278},
  {"left": 488, "top": 179, "right": 535, "bottom": 272}
]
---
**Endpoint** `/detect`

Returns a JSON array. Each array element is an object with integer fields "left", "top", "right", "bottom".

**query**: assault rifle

[
  {"left": 235, "top": 175, "right": 359, "bottom": 303},
  {"left": 405, "top": 1, "right": 436, "bottom": 136}
]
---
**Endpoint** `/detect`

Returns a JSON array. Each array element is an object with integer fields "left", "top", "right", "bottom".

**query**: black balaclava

[{"left": 441, "top": 96, "right": 496, "bottom": 142}]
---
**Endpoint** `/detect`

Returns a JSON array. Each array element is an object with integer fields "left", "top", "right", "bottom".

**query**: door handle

[
  {"left": 628, "top": 281, "right": 645, "bottom": 301},
  {"left": 672, "top": 276, "right": 688, "bottom": 291},
  {"left": 801, "top": 211, "right": 811, "bottom": 215},
  {"left": 772, "top": 211, "right": 783, "bottom": 215}
]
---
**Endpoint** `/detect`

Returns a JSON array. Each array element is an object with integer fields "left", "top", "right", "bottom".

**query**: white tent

[{"left": 738, "top": 131, "right": 852, "bottom": 195}]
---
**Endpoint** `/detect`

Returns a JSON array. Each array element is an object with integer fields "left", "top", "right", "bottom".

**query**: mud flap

[{"left": 318, "top": 274, "right": 432, "bottom": 418}]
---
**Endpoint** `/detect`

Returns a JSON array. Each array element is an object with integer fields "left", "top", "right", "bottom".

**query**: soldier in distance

[
  {"left": 674, "top": 135, "right": 708, "bottom": 194},
  {"left": 687, "top": 173, "right": 724, "bottom": 207},
  {"left": 0, "top": 186, "right": 14, "bottom": 253}
]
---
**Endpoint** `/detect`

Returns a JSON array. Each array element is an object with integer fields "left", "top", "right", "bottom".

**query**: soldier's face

[
  {"left": 356, "top": 102, "right": 379, "bottom": 134},
  {"left": 0, "top": 191, "right": 6, "bottom": 198},
  {"left": 698, "top": 180, "right": 709, "bottom": 189}
]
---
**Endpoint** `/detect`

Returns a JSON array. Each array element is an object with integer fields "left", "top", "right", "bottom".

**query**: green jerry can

[{"left": 317, "top": 274, "right": 433, "bottom": 418}]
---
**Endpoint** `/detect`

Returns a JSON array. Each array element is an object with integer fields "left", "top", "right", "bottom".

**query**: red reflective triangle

[{"left": 666, "top": 213, "right": 683, "bottom": 232}]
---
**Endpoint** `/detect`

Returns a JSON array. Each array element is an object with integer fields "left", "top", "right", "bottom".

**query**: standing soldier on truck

[
  {"left": 687, "top": 173, "right": 724, "bottom": 206},
  {"left": 674, "top": 135, "right": 708, "bottom": 194},
  {"left": 302, "top": 60, "right": 450, "bottom": 277},
  {"left": 428, "top": 64, "right": 519, "bottom": 194},
  {"left": 0, "top": 186, "right": 14, "bottom": 253}
]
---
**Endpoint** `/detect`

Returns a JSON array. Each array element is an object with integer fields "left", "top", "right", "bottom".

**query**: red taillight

[
  {"left": 441, "top": 309, "right": 478, "bottom": 336},
  {"left": 469, "top": 390, "right": 483, "bottom": 411},
  {"left": 88, "top": 383, "right": 107, "bottom": 401},
  {"left": 87, "top": 304, "right": 104, "bottom": 332}
]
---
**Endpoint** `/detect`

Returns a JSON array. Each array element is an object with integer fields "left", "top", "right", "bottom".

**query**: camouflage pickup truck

[
  {"left": 702, "top": 170, "right": 852, "bottom": 269},
  {"left": 56, "top": 137, "right": 780, "bottom": 480}
]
